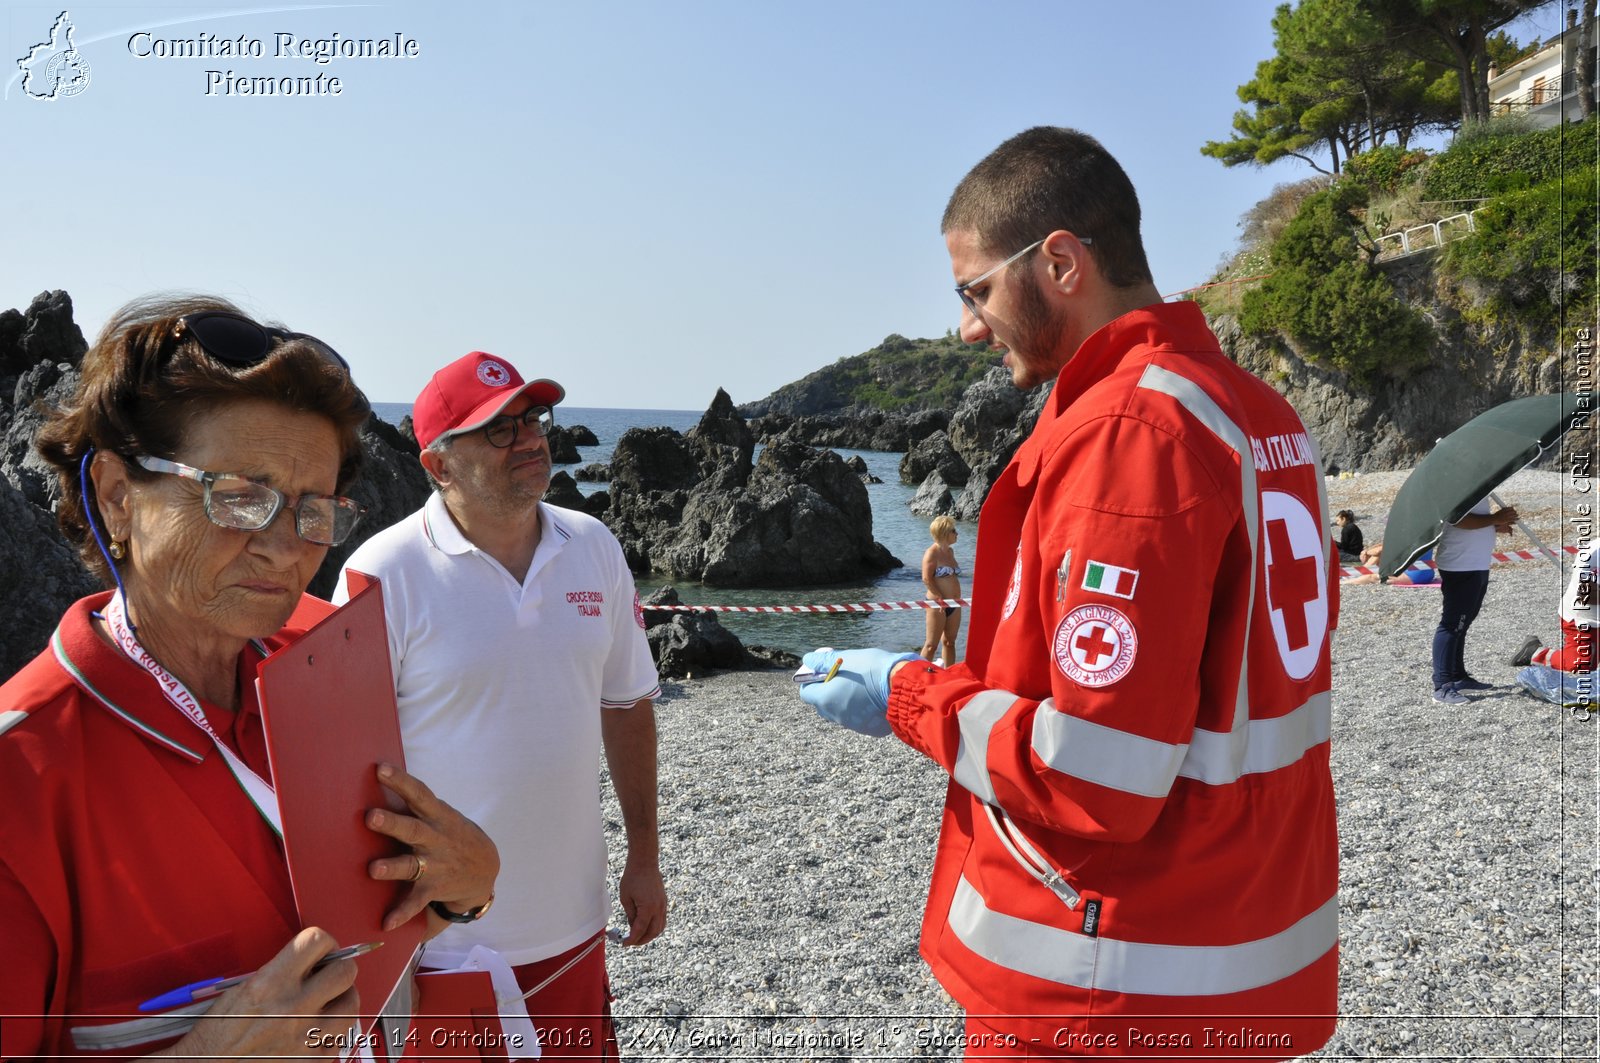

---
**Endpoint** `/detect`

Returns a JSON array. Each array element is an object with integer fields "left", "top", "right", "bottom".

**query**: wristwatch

[{"left": 430, "top": 893, "right": 495, "bottom": 924}]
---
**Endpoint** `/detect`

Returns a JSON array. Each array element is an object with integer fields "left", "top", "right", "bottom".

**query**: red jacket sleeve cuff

[{"left": 887, "top": 659, "right": 939, "bottom": 752}]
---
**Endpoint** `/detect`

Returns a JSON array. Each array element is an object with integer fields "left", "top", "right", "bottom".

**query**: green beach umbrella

[{"left": 1379, "top": 393, "right": 1585, "bottom": 580}]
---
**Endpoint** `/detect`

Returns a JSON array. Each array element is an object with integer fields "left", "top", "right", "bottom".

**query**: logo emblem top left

[{"left": 18, "top": 11, "right": 91, "bottom": 100}]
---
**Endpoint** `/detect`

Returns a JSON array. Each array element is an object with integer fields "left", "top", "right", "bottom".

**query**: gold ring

[{"left": 409, "top": 854, "right": 427, "bottom": 882}]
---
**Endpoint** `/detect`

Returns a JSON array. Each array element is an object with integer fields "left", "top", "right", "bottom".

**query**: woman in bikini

[{"left": 921, "top": 515, "right": 963, "bottom": 665}]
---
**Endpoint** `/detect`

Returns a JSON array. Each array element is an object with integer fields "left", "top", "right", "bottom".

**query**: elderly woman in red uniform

[{"left": 0, "top": 295, "right": 499, "bottom": 1060}]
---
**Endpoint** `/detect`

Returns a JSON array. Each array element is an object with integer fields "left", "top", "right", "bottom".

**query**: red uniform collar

[
  {"left": 1011, "top": 301, "right": 1220, "bottom": 487},
  {"left": 1044, "top": 300, "right": 1218, "bottom": 420},
  {"left": 49, "top": 591, "right": 330, "bottom": 764}
]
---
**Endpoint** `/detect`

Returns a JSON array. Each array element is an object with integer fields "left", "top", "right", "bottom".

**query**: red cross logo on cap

[
  {"left": 1052, "top": 604, "right": 1138, "bottom": 687},
  {"left": 478, "top": 360, "right": 511, "bottom": 387}
]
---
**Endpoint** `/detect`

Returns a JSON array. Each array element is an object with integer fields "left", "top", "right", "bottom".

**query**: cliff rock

[
  {"left": 900, "top": 430, "right": 969, "bottom": 487},
  {"left": 603, "top": 398, "right": 900, "bottom": 586},
  {"left": 1214, "top": 255, "right": 1582, "bottom": 473},
  {"left": 943, "top": 368, "right": 1052, "bottom": 520},
  {"left": 752, "top": 407, "right": 948, "bottom": 452}
]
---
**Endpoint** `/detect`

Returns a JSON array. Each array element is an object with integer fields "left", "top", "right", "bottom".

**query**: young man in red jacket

[{"left": 802, "top": 127, "right": 1339, "bottom": 1060}]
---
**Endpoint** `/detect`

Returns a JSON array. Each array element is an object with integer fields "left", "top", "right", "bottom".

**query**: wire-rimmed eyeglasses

[
  {"left": 134, "top": 455, "right": 365, "bottom": 546},
  {"left": 955, "top": 235, "right": 1092, "bottom": 316}
]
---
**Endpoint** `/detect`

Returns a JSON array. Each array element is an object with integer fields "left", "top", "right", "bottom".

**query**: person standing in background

[
  {"left": 1431, "top": 497, "right": 1518, "bottom": 704},
  {"left": 921, "top": 515, "right": 964, "bottom": 666}
]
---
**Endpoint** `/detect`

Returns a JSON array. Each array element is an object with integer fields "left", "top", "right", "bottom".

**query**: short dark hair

[
  {"left": 1337, "top": 509, "right": 1356, "bottom": 522},
  {"left": 942, "top": 126, "right": 1153, "bottom": 288},
  {"left": 35, "top": 294, "right": 371, "bottom": 585}
]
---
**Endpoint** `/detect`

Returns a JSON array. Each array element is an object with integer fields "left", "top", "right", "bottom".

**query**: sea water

[{"left": 371, "top": 403, "right": 974, "bottom": 659}]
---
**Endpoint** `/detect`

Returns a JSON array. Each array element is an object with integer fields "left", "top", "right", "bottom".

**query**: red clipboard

[
  {"left": 257, "top": 572, "right": 426, "bottom": 1049},
  {"left": 403, "top": 971, "right": 514, "bottom": 1061}
]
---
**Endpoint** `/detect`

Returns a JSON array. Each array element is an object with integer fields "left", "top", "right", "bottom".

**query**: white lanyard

[{"left": 103, "top": 591, "right": 283, "bottom": 836}]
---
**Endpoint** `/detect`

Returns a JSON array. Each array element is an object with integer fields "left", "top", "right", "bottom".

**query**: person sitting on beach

[
  {"left": 1345, "top": 542, "right": 1436, "bottom": 586},
  {"left": 1511, "top": 542, "right": 1598, "bottom": 672},
  {"left": 1335, "top": 509, "right": 1364, "bottom": 562},
  {"left": 919, "top": 515, "right": 962, "bottom": 666}
]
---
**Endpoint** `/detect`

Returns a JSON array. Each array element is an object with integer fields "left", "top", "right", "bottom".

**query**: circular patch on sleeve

[
  {"left": 1052, "top": 604, "right": 1138, "bottom": 687},
  {"left": 633, "top": 591, "right": 647, "bottom": 629},
  {"left": 478, "top": 359, "right": 512, "bottom": 387},
  {"left": 1001, "top": 550, "right": 1024, "bottom": 622}
]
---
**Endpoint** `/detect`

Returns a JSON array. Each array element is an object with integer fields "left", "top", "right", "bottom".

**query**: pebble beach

[{"left": 596, "top": 468, "right": 1597, "bottom": 1061}]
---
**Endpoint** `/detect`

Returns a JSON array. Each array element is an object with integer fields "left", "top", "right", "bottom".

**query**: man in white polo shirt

[{"left": 335, "top": 351, "right": 664, "bottom": 1059}]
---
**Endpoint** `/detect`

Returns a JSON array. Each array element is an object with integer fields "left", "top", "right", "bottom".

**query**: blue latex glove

[{"left": 798, "top": 648, "right": 920, "bottom": 737}]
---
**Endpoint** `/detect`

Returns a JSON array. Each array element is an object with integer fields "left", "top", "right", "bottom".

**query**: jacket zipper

[{"left": 983, "top": 804, "right": 1081, "bottom": 909}]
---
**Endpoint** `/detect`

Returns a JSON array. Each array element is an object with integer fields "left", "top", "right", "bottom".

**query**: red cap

[{"left": 412, "top": 352, "right": 565, "bottom": 449}]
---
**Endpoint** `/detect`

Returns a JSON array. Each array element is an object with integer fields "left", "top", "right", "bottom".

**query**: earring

[{"left": 109, "top": 540, "right": 126, "bottom": 560}]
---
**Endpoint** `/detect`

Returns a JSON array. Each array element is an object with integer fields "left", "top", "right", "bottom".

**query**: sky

[{"left": 2, "top": 0, "right": 1571, "bottom": 410}]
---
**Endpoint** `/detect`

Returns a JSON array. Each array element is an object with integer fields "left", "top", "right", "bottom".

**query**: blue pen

[{"left": 138, "top": 941, "right": 383, "bottom": 1012}]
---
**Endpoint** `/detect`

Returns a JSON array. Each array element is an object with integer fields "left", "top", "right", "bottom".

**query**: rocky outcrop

[
  {"left": 0, "top": 293, "right": 101, "bottom": 675},
  {"left": 545, "top": 424, "right": 584, "bottom": 464},
  {"left": 738, "top": 332, "right": 994, "bottom": 417},
  {"left": 910, "top": 470, "right": 957, "bottom": 517},
  {"left": 574, "top": 462, "right": 611, "bottom": 482},
  {"left": 943, "top": 368, "right": 1052, "bottom": 520},
  {"left": 900, "top": 430, "right": 969, "bottom": 487},
  {"left": 0, "top": 290, "right": 87, "bottom": 380},
  {"left": 565, "top": 424, "right": 599, "bottom": 447},
  {"left": 693, "top": 389, "right": 756, "bottom": 465},
  {"left": 543, "top": 471, "right": 609, "bottom": 520},
  {"left": 602, "top": 396, "right": 900, "bottom": 586},
  {"left": 752, "top": 407, "right": 947, "bottom": 452},
  {"left": 640, "top": 586, "right": 747, "bottom": 678},
  {"left": 843, "top": 454, "right": 881, "bottom": 484},
  {"left": 0, "top": 474, "right": 99, "bottom": 679},
  {"left": 1, "top": 292, "right": 89, "bottom": 514},
  {"left": 639, "top": 586, "right": 800, "bottom": 678}
]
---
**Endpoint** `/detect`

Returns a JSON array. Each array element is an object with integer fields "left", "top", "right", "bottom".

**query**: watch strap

[{"left": 429, "top": 892, "right": 494, "bottom": 924}]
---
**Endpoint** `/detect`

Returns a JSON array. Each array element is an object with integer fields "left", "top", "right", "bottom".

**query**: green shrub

[
  {"left": 1344, "top": 145, "right": 1430, "bottom": 195},
  {"left": 1440, "top": 164, "right": 1599, "bottom": 330},
  {"left": 1422, "top": 117, "right": 1599, "bottom": 203},
  {"left": 1240, "top": 182, "right": 1433, "bottom": 383}
]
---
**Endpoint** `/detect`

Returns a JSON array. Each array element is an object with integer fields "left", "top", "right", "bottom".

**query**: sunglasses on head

[{"left": 174, "top": 311, "right": 349, "bottom": 372}]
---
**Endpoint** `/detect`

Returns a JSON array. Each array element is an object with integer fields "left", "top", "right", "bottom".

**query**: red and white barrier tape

[
  {"left": 1338, "top": 544, "right": 1578, "bottom": 581},
  {"left": 644, "top": 598, "right": 970, "bottom": 614}
]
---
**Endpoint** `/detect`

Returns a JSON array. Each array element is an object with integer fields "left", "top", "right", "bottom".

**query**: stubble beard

[{"left": 1008, "top": 273, "right": 1070, "bottom": 390}]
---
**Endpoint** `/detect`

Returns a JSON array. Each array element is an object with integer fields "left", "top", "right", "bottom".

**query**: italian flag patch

[{"left": 1082, "top": 560, "right": 1139, "bottom": 600}]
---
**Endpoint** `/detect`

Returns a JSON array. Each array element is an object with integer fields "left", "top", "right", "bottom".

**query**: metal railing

[
  {"left": 1373, "top": 209, "right": 1485, "bottom": 261},
  {"left": 1491, "top": 69, "right": 1589, "bottom": 115}
]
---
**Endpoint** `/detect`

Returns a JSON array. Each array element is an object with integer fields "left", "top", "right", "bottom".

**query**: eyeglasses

[
  {"left": 134, "top": 455, "right": 366, "bottom": 546},
  {"left": 175, "top": 311, "right": 349, "bottom": 372},
  {"left": 955, "top": 235, "right": 1092, "bottom": 317},
  {"left": 482, "top": 406, "right": 553, "bottom": 449}
]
